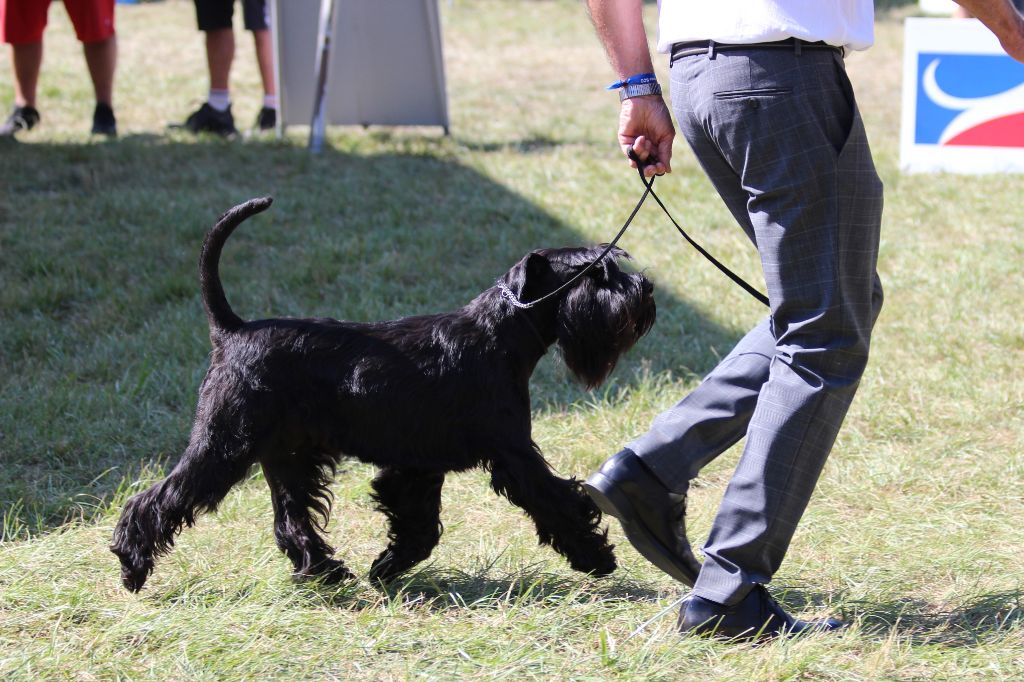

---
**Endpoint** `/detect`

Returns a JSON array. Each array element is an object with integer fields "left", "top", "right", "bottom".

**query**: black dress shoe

[
  {"left": 678, "top": 584, "right": 847, "bottom": 641},
  {"left": 583, "top": 449, "right": 701, "bottom": 585}
]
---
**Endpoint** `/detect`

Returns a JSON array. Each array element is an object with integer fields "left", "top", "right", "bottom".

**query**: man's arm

[
  {"left": 955, "top": 0, "right": 1024, "bottom": 61},
  {"left": 586, "top": 0, "right": 674, "bottom": 176}
]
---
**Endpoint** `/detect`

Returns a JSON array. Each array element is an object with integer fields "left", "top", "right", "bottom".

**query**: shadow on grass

[
  {"left": 0, "top": 134, "right": 747, "bottom": 537},
  {"left": 776, "top": 584, "right": 1024, "bottom": 647},
  {"left": 294, "top": 564, "right": 663, "bottom": 612}
]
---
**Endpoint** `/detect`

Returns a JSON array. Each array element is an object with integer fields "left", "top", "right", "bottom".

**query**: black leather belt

[{"left": 671, "top": 38, "right": 842, "bottom": 64}]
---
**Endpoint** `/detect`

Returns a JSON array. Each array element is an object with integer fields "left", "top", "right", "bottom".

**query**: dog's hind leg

[
  {"left": 368, "top": 468, "right": 445, "bottom": 584},
  {"left": 110, "top": 433, "right": 257, "bottom": 592},
  {"left": 261, "top": 451, "right": 354, "bottom": 584},
  {"left": 488, "top": 445, "right": 617, "bottom": 577}
]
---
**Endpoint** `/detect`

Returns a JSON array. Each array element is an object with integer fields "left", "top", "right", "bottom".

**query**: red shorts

[{"left": 0, "top": 0, "right": 115, "bottom": 45}]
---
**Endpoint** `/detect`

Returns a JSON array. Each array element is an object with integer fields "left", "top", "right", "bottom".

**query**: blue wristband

[{"left": 606, "top": 72, "right": 658, "bottom": 90}]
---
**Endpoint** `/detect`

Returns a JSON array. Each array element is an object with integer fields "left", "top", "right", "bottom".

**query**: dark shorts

[{"left": 194, "top": 0, "right": 268, "bottom": 32}]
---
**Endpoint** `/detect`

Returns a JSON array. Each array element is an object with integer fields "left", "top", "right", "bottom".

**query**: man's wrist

[
  {"left": 607, "top": 72, "right": 663, "bottom": 100},
  {"left": 607, "top": 72, "right": 658, "bottom": 90},
  {"left": 618, "top": 81, "right": 662, "bottom": 101}
]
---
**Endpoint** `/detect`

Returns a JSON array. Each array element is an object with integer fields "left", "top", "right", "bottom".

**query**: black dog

[{"left": 111, "top": 197, "right": 656, "bottom": 591}]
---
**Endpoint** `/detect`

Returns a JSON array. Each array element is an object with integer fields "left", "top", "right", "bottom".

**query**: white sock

[
  {"left": 263, "top": 94, "right": 278, "bottom": 110},
  {"left": 207, "top": 89, "right": 231, "bottom": 112}
]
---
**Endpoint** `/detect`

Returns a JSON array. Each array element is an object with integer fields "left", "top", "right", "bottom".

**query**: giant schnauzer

[{"left": 111, "top": 197, "right": 656, "bottom": 591}]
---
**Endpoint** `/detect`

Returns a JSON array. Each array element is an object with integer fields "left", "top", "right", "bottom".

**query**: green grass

[{"left": 1, "top": 1, "right": 1022, "bottom": 679}]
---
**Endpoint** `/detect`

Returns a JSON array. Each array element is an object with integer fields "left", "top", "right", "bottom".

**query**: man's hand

[
  {"left": 956, "top": 0, "right": 1024, "bottom": 62},
  {"left": 619, "top": 95, "right": 675, "bottom": 176},
  {"left": 586, "top": 0, "right": 673, "bottom": 175},
  {"left": 996, "top": 18, "right": 1024, "bottom": 62}
]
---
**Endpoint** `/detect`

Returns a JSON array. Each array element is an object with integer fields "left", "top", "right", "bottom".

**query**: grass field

[{"left": 1, "top": 1, "right": 1023, "bottom": 679}]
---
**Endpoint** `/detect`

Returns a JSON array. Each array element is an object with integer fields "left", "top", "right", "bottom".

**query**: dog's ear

[
  {"left": 555, "top": 264, "right": 655, "bottom": 389},
  {"left": 555, "top": 278, "right": 625, "bottom": 389},
  {"left": 578, "top": 246, "right": 632, "bottom": 283},
  {"left": 592, "top": 245, "right": 631, "bottom": 264},
  {"left": 506, "top": 251, "right": 551, "bottom": 299}
]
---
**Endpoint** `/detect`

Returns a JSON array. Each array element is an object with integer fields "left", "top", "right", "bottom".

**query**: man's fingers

[{"left": 657, "top": 137, "right": 673, "bottom": 174}]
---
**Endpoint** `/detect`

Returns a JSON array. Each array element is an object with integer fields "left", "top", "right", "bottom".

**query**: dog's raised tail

[{"left": 200, "top": 196, "right": 273, "bottom": 335}]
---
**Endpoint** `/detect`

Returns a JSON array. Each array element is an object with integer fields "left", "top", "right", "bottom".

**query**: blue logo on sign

[{"left": 915, "top": 52, "right": 1024, "bottom": 146}]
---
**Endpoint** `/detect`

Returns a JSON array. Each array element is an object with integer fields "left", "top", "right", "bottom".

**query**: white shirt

[{"left": 656, "top": 0, "right": 875, "bottom": 53}]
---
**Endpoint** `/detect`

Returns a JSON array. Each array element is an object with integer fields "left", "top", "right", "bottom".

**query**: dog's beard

[{"left": 556, "top": 274, "right": 655, "bottom": 389}]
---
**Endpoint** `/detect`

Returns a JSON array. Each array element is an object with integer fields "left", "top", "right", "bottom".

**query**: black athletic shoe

[
  {"left": 91, "top": 102, "right": 117, "bottom": 136},
  {"left": 174, "top": 102, "right": 238, "bottom": 137},
  {"left": 0, "top": 105, "right": 40, "bottom": 137},
  {"left": 254, "top": 106, "right": 276, "bottom": 131}
]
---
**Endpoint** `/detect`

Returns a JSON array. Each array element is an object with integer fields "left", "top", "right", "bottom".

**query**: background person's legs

[
  {"left": 0, "top": 0, "right": 48, "bottom": 135},
  {"left": 252, "top": 28, "right": 273, "bottom": 98},
  {"left": 10, "top": 40, "right": 42, "bottom": 107},
  {"left": 244, "top": 0, "right": 275, "bottom": 130},
  {"left": 174, "top": 0, "right": 238, "bottom": 135},
  {"left": 64, "top": 0, "right": 117, "bottom": 133},
  {"left": 82, "top": 36, "right": 116, "bottom": 107},
  {"left": 205, "top": 27, "right": 234, "bottom": 94}
]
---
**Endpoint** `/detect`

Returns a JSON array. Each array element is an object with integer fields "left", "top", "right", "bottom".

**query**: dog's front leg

[
  {"left": 488, "top": 445, "right": 617, "bottom": 576},
  {"left": 368, "top": 468, "right": 445, "bottom": 584}
]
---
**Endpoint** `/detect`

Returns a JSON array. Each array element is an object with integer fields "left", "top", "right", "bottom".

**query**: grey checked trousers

[{"left": 628, "top": 46, "right": 884, "bottom": 605}]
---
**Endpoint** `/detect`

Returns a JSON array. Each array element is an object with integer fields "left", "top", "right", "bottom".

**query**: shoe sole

[{"left": 583, "top": 471, "right": 699, "bottom": 586}]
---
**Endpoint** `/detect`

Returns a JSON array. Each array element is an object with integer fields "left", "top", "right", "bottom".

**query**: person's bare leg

[
  {"left": 11, "top": 41, "right": 43, "bottom": 107},
  {"left": 252, "top": 28, "right": 274, "bottom": 97},
  {"left": 206, "top": 28, "right": 234, "bottom": 91},
  {"left": 83, "top": 35, "right": 116, "bottom": 106}
]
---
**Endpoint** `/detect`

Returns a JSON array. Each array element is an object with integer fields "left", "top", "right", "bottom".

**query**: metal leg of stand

[{"left": 309, "top": 0, "right": 335, "bottom": 153}]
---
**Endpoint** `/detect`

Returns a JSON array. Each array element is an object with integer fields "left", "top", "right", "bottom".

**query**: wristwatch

[{"left": 619, "top": 81, "right": 663, "bottom": 101}]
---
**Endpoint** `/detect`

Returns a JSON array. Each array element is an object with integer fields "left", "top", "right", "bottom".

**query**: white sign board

[
  {"left": 271, "top": 0, "right": 449, "bottom": 139},
  {"left": 901, "top": 18, "right": 1024, "bottom": 173},
  {"left": 918, "top": 0, "right": 956, "bottom": 15},
  {"left": 271, "top": 0, "right": 321, "bottom": 129}
]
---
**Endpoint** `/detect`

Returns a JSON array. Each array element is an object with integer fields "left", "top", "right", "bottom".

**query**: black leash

[
  {"left": 498, "top": 149, "right": 769, "bottom": 309},
  {"left": 627, "top": 150, "right": 769, "bottom": 307}
]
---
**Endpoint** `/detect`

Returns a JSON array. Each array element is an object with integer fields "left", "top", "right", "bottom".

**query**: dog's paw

[
  {"left": 368, "top": 547, "right": 426, "bottom": 584},
  {"left": 573, "top": 556, "right": 617, "bottom": 577},
  {"left": 295, "top": 558, "right": 356, "bottom": 585},
  {"left": 117, "top": 556, "right": 154, "bottom": 593},
  {"left": 568, "top": 543, "right": 617, "bottom": 577}
]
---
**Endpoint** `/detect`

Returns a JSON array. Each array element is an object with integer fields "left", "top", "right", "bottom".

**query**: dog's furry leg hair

[
  {"left": 368, "top": 468, "right": 445, "bottom": 583},
  {"left": 110, "top": 359, "right": 270, "bottom": 592},
  {"left": 488, "top": 443, "right": 616, "bottom": 576},
  {"left": 110, "top": 431, "right": 255, "bottom": 591},
  {"left": 262, "top": 450, "right": 354, "bottom": 583}
]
